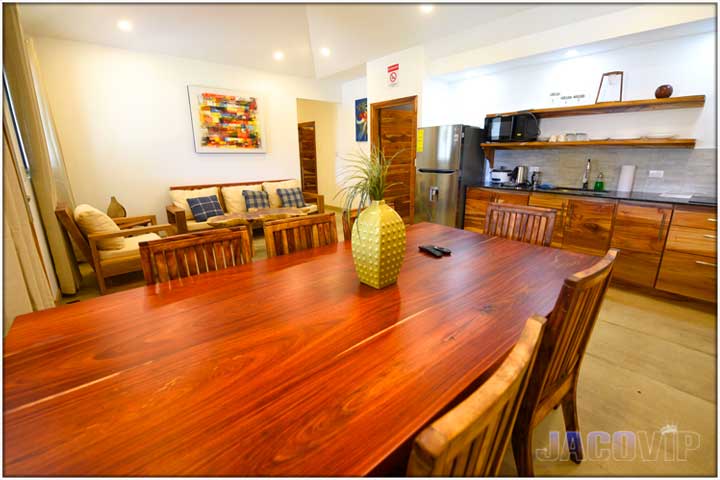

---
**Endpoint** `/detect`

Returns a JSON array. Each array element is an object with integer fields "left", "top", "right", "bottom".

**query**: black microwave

[{"left": 484, "top": 113, "right": 539, "bottom": 142}]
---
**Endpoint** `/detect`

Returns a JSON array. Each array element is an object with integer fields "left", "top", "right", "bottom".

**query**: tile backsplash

[{"left": 493, "top": 148, "right": 717, "bottom": 196}]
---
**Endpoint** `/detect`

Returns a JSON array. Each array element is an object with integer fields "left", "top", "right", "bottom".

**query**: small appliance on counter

[
  {"left": 484, "top": 112, "right": 540, "bottom": 142},
  {"left": 490, "top": 168, "right": 512, "bottom": 184},
  {"left": 511, "top": 165, "right": 530, "bottom": 186}
]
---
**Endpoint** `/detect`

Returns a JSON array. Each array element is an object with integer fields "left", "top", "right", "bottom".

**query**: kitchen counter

[{"left": 474, "top": 183, "right": 717, "bottom": 206}]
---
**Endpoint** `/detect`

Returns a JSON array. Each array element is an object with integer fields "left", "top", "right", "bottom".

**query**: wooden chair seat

[
  {"left": 407, "top": 316, "right": 546, "bottom": 476},
  {"left": 139, "top": 227, "right": 252, "bottom": 285},
  {"left": 55, "top": 203, "right": 173, "bottom": 294},
  {"left": 264, "top": 213, "right": 338, "bottom": 257},
  {"left": 512, "top": 249, "right": 618, "bottom": 476},
  {"left": 485, "top": 203, "right": 557, "bottom": 247}
]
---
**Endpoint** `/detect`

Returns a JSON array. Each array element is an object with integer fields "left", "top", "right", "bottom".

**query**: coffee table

[{"left": 206, "top": 207, "right": 308, "bottom": 228}]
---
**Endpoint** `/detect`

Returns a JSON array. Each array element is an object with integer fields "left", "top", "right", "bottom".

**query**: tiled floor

[{"left": 57, "top": 218, "right": 716, "bottom": 476}]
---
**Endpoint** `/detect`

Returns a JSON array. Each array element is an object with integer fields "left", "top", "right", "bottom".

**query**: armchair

[{"left": 55, "top": 204, "right": 174, "bottom": 294}]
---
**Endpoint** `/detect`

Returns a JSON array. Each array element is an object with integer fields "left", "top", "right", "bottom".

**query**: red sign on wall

[{"left": 387, "top": 63, "right": 399, "bottom": 86}]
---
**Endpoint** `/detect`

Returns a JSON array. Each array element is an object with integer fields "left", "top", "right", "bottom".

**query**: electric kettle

[{"left": 511, "top": 165, "right": 530, "bottom": 185}]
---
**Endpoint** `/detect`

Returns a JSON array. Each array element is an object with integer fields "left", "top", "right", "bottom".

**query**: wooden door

[
  {"left": 562, "top": 198, "right": 616, "bottom": 256},
  {"left": 610, "top": 201, "right": 672, "bottom": 287},
  {"left": 297, "top": 121, "right": 317, "bottom": 193},
  {"left": 371, "top": 96, "right": 417, "bottom": 224}
]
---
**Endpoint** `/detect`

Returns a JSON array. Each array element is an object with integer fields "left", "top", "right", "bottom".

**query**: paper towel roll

[{"left": 617, "top": 165, "right": 636, "bottom": 192}]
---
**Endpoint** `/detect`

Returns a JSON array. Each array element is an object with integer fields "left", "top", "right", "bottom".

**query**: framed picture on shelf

[
  {"left": 355, "top": 98, "right": 368, "bottom": 142},
  {"left": 187, "top": 85, "right": 267, "bottom": 153},
  {"left": 595, "top": 71, "right": 624, "bottom": 103}
]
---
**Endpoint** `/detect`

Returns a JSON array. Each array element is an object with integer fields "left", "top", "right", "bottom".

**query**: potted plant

[{"left": 337, "top": 147, "right": 406, "bottom": 289}]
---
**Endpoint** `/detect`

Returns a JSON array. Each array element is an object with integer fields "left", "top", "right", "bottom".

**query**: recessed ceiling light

[
  {"left": 320, "top": 47, "right": 331, "bottom": 57},
  {"left": 419, "top": 5, "right": 434, "bottom": 14},
  {"left": 565, "top": 49, "right": 578, "bottom": 58},
  {"left": 116, "top": 19, "right": 133, "bottom": 32},
  {"left": 273, "top": 51, "right": 285, "bottom": 61}
]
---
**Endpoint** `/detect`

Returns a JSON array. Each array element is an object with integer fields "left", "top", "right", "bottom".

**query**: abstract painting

[
  {"left": 355, "top": 98, "right": 368, "bottom": 142},
  {"left": 188, "top": 85, "right": 266, "bottom": 153}
]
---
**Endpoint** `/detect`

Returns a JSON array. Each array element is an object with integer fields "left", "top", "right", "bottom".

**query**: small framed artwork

[
  {"left": 595, "top": 71, "right": 624, "bottom": 103},
  {"left": 355, "top": 98, "right": 368, "bottom": 142},
  {"left": 187, "top": 85, "right": 267, "bottom": 153}
]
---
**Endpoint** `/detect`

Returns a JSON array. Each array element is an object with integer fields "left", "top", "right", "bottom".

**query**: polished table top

[{"left": 4, "top": 223, "right": 597, "bottom": 476}]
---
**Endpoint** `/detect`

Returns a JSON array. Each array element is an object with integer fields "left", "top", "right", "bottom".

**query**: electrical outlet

[{"left": 649, "top": 170, "right": 664, "bottom": 178}]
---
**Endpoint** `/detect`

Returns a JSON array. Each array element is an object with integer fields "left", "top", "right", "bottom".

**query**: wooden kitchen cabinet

[
  {"left": 610, "top": 201, "right": 672, "bottom": 287},
  {"left": 528, "top": 193, "right": 570, "bottom": 248},
  {"left": 463, "top": 188, "right": 528, "bottom": 233},
  {"left": 562, "top": 197, "right": 617, "bottom": 256},
  {"left": 656, "top": 204, "right": 717, "bottom": 302}
]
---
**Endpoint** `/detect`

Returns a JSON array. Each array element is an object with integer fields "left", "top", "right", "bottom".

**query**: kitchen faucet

[{"left": 582, "top": 158, "right": 592, "bottom": 190}]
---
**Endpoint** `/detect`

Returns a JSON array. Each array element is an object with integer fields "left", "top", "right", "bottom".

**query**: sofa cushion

[
  {"left": 186, "top": 220, "right": 213, "bottom": 232},
  {"left": 262, "top": 180, "right": 300, "bottom": 208},
  {"left": 277, "top": 187, "right": 307, "bottom": 208},
  {"left": 187, "top": 195, "right": 224, "bottom": 222},
  {"left": 169, "top": 187, "right": 219, "bottom": 220},
  {"left": 98, "top": 233, "right": 160, "bottom": 260},
  {"left": 73, "top": 204, "right": 125, "bottom": 250},
  {"left": 222, "top": 184, "right": 262, "bottom": 213},
  {"left": 243, "top": 190, "right": 271, "bottom": 209}
]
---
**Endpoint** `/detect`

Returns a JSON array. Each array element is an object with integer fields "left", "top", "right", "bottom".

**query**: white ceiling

[{"left": 19, "top": 3, "right": 632, "bottom": 80}]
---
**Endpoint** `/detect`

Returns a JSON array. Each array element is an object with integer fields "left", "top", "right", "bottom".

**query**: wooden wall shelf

[
  {"left": 485, "top": 95, "right": 706, "bottom": 119},
  {"left": 482, "top": 138, "right": 696, "bottom": 150}
]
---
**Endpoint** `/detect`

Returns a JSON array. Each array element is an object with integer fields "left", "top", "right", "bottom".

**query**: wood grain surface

[{"left": 4, "top": 223, "right": 597, "bottom": 476}]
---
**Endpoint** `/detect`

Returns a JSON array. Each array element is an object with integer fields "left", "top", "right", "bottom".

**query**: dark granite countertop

[{"left": 472, "top": 183, "right": 717, "bottom": 206}]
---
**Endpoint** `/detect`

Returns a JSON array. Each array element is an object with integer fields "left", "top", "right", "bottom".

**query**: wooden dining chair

[
  {"left": 263, "top": 212, "right": 338, "bottom": 258},
  {"left": 485, "top": 203, "right": 557, "bottom": 247},
  {"left": 512, "top": 249, "right": 618, "bottom": 476},
  {"left": 407, "top": 316, "right": 547, "bottom": 477},
  {"left": 342, "top": 201, "right": 396, "bottom": 241},
  {"left": 138, "top": 226, "right": 252, "bottom": 285}
]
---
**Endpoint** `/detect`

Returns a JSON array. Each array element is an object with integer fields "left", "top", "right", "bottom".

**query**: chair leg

[
  {"left": 561, "top": 390, "right": 584, "bottom": 464},
  {"left": 97, "top": 274, "right": 108, "bottom": 295},
  {"left": 512, "top": 428, "right": 535, "bottom": 477}
]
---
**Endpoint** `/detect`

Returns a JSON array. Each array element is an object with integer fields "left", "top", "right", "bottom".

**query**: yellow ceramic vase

[{"left": 351, "top": 200, "right": 406, "bottom": 289}]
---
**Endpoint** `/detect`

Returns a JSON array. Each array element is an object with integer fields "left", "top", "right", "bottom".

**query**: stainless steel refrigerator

[{"left": 414, "top": 125, "right": 486, "bottom": 228}]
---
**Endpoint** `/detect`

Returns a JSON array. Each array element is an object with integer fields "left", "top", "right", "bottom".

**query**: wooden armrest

[
  {"left": 303, "top": 192, "right": 325, "bottom": 213},
  {"left": 166, "top": 204, "right": 188, "bottom": 233},
  {"left": 88, "top": 224, "right": 173, "bottom": 241},
  {"left": 113, "top": 215, "right": 157, "bottom": 227}
]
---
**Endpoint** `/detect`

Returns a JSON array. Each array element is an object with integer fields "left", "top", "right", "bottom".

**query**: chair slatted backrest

[
  {"left": 527, "top": 249, "right": 617, "bottom": 408},
  {"left": 264, "top": 213, "right": 338, "bottom": 258},
  {"left": 407, "top": 316, "right": 546, "bottom": 477},
  {"left": 485, "top": 203, "right": 557, "bottom": 247},
  {"left": 55, "top": 203, "right": 92, "bottom": 262},
  {"left": 138, "top": 227, "right": 252, "bottom": 285}
]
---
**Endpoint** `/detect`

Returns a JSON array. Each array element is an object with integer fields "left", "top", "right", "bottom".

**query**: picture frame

[
  {"left": 595, "top": 71, "right": 624, "bottom": 103},
  {"left": 187, "top": 85, "right": 267, "bottom": 153},
  {"left": 355, "top": 98, "right": 368, "bottom": 142}
]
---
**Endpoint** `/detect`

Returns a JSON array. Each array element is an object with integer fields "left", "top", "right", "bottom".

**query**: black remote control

[
  {"left": 432, "top": 245, "right": 452, "bottom": 255},
  {"left": 419, "top": 245, "right": 444, "bottom": 257}
]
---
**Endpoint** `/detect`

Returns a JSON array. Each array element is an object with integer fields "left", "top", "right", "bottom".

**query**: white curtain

[
  {"left": 3, "top": 4, "right": 80, "bottom": 293},
  {"left": 3, "top": 132, "right": 55, "bottom": 334}
]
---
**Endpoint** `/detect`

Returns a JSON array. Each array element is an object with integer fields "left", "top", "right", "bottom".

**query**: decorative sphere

[{"left": 655, "top": 85, "right": 673, "bottom": 99}]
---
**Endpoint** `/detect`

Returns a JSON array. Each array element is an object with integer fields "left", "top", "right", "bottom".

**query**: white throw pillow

[
  {"left": 169, "top": 187, "right": 219, "bottom": 220},
  {"left": 73, "top": 204, "right": 125, "bottom": 250},
  {"left": 222, "top": 184, "right": 262, "bottom": 213},
  {"left": 262, "top": 180, "right": 300, "bottom": 208}
]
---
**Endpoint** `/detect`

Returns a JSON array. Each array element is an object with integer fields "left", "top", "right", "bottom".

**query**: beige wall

[{"left": 296, "top": 98, "right": 340, "bottom": 207}]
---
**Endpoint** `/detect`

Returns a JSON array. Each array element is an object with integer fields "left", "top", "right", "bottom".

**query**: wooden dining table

[{"left": 4, "top": 223, "right": 598, "bottom": 476}]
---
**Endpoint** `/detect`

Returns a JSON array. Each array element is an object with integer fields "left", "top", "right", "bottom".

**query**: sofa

[{"left": 166, "top": 179, "right": 325, "bottom": 234}]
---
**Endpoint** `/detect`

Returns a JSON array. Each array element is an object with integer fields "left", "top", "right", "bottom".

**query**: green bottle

[{"left": 594, "top": 172, "right": 605, "bottom": 191}]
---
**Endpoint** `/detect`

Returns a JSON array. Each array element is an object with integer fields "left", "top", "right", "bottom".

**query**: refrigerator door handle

[{"left": 429, "top": 186, "right": 439, "bottom": 202}]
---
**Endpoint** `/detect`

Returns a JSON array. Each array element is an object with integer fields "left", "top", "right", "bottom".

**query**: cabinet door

[
  {"left": 610, "top": 201, "right": 672, "bottom": 286},
  {"left": 493, "top": 191, "right": 529, "bottom": 206},
  {"left": 463, "top": 188, "right": 494, "bottom": 233},
  {"left": 562, "top": 198, "right": 617, "bottom": 256},
  {"left": 529, "top": 193, "right": 569, "bottom": 248},
  {"left": 656, "top": 250, "right": 717, "bottom": 302}
]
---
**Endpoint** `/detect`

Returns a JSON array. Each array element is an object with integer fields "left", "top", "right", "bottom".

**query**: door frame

[
  {"left": 297, "top": 121, "right": 317, "bottom": 193},
  {"left": 370, "top": 95, "right": 418, "bottom": 223}
]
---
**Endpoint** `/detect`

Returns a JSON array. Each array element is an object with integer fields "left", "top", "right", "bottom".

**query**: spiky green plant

[{"left": 335, "top": 146, "right": 399, "bottom": 234}]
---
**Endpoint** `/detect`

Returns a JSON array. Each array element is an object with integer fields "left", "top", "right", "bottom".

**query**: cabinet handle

[
  {"left": 708, "top": 218, "right": 717, "bottom": 222},
  {"left": 695, "top": 260, "right": 716, "bottom": 267},
  {"left": 703, "top": 234, "right": 716, "bottom": 239},
  {"left": 658, "top": 213, "right": 666, "bottom": 241}
]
